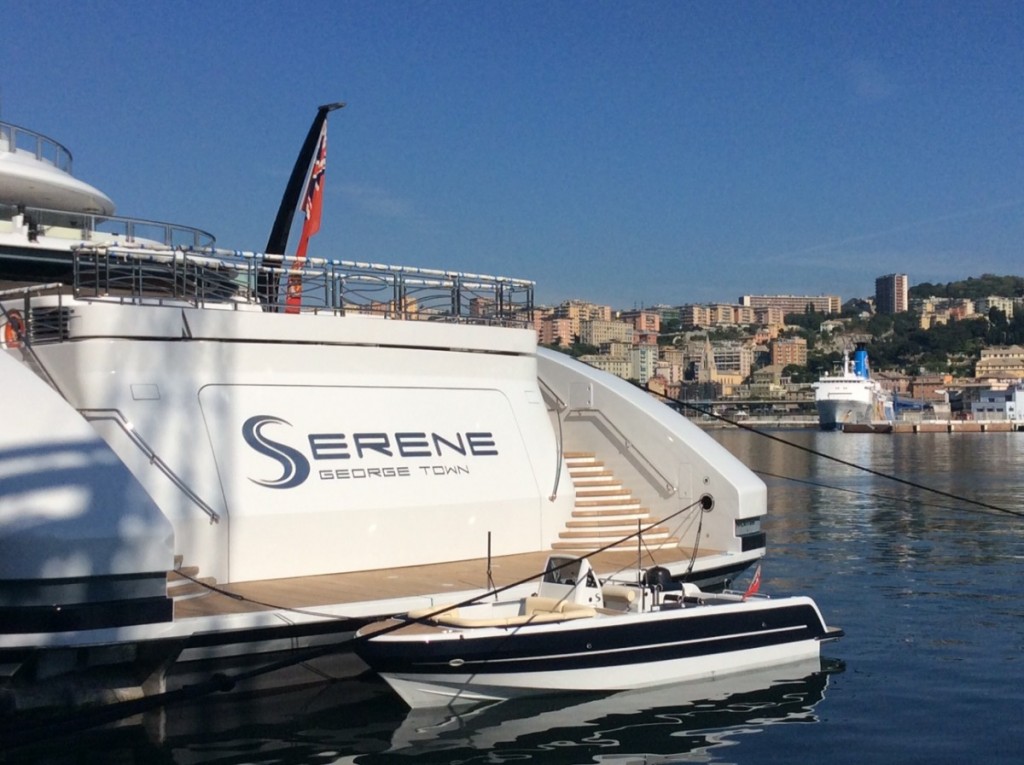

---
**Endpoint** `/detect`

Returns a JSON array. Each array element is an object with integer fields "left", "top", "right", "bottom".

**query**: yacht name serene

[{"left": 243, "top": 415, "right": 498, "bottom": 487}]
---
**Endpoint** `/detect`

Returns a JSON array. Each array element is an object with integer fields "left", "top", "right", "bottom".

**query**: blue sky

[{"left": 4, "top": 1, "right": 1022, "bottom": 307}]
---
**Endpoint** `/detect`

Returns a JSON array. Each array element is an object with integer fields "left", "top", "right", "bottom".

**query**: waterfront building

[
  {"left": 875, "top": 273, "right": 909, "bottom": 314},
  {"left": 971, "top": 385, "right": 1024, "bottom": 421}
]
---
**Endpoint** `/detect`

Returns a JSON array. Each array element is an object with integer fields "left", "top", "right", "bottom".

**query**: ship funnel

[{"left": 853, "top": 344, "right": 870, "bottom": 378}]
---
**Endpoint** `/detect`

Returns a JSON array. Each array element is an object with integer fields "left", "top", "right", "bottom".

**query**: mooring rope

[{"left": 665, "top": 395, "right": 1023, "bottom": 519}]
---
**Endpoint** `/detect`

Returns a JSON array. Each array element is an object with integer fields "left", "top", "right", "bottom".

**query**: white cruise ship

[
  {"left": 0, "top": 113, "right": 768, "bottom": 712},
  {"left": 812, "top": 344, "right": 892, "bottom": 430}
]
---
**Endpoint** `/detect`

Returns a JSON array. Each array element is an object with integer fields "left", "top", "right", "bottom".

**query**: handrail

[
  {"left": 1, "top": 201, "right": 215, "bottom": 250},
  {"left": 537, "top": 377, "right": 567, "bottom": 500},
  {"left": 78, "top": 408, "right": 221, "bottom": 524},
  {"left": 68, "top": 245, "right": 535, "bottom": 327},
  {"left": 565, "top": 405, "right": 677, "bottom": 496},
  {"left": 1, "top": 294, "right": 218, "bottom": 522},
  {"left": 0, "top": 121, "right": 73, "bottom": 173}
]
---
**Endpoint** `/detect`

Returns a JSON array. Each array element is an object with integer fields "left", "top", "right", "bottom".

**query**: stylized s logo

[{"left": 242, "top": 415, "right": 311, "bottom": 489}]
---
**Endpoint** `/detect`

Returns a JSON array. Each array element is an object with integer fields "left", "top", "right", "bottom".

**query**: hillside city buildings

[{"left": 530, "top": 273, "right": 1024, "bottom": 420}]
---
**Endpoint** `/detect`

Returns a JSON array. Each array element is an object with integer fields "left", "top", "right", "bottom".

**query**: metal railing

[
  {"left": 538, "top": 377, "right": 568, "bottom": 500},
  {"left": 564, "top": 405, "right": 678, "bottom": 497},
  {"left": 79, "top": 409, "right": 221, "bottom": 524},
  {"left": 69, "top": 245, "right": 536, "bottom": 327},
  {"left": 0, "top": 121, "right": 73, "bottom": 173},
  {"left": 1, "top": 202, "right": 216, "bottom": 250}
]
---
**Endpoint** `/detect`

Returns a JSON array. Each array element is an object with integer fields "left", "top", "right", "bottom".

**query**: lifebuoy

[{"left": 3, "top": 310, "right": 25, "bottom": 348}]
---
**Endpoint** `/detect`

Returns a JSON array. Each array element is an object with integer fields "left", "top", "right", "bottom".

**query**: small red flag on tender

[
  {"left": 742, "top": 564, "right": 762, "bottom": 600},
  {"left": 286, "top": 121, "right": 328, "bottom": 312}
]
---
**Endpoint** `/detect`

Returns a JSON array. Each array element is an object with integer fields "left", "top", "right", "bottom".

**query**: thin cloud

[
  {"left": 766, "top": 198, "right": 1024, "bottom": 264},
  {"left": 338, "top": 183, "right": 419, "bottom": 220},
  {"left": 846, "top": 59, "right": 898, "bottom": 102}
]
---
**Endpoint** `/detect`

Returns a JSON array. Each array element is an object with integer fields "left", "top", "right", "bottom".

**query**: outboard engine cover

[{"left": 644, "top": 566, "right": 682, "bottom": 591}]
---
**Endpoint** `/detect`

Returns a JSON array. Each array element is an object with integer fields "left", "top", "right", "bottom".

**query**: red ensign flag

[
  {"left": 286, "top": 122, "right": 328, "bottom": 312},
  {"left": 742, "top": 564, "right": 762, "bottom": 600}
]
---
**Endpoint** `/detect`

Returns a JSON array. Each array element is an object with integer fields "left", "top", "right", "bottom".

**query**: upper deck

[{"left": 0, "top": 121, "right": 115, "bottom": 216}]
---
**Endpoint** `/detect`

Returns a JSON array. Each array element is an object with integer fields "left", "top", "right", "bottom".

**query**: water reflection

[
  {"left": 711, "top": 429, "right": 1024, "bottom": 578},
  {"left": 382, "top": 658, "right": 840, "bottom": 764},
  {"left": 5, "top": 660, "right": 842, "bottom": 764}
]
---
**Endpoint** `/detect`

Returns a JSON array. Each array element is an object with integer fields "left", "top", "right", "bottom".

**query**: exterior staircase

[{"left": 552, "top": 452, "right": 681, "bottom": 553}]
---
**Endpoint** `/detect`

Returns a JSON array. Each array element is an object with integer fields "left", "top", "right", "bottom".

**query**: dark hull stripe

[{"left": 357, "top": 603, "right": 826, "bottom": 677}]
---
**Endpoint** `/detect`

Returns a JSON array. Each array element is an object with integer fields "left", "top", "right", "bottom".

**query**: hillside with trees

[
  {"left": 909, "top": 274, "right": 1024, "bottom": 300},
  {"left": 782, "top": 288, "right": 1024, "bottom": 376}
]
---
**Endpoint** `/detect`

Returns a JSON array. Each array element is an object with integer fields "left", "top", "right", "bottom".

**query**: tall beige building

[{"left": 874, "top": 273, "right": 909, "bottom": 314}]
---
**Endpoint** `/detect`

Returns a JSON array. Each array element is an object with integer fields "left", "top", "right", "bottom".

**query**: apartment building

[
  {"left": 976, "top": 296, "right": 1016, "bottom": 318},
  {"left": 739, "top": 294, "right": 842, "bottom": 315},
  {"left": 619, "top": 309, "right": 661, "bottom": 334},
  {"left": 975, "top": 345, "right": 1024, "bottom": 380},
  {"left": 552, "top": 299, "right": 613, "bottom": 339},
  {"left": 771, "top": 336, "right": 808, "bottom": 367},
  {"left": 874, "top": 273, "right": 909, "bottom": 314},
  {"left": 538, "top": 316, "right": 575, "bottom": 347},
  {"left": 580, "top": 318, "right": 635, "bottom": 346}
]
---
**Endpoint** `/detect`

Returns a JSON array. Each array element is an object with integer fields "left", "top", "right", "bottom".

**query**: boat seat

[
  {"left": 601, "top": 584, "right": 638, "bottom": 610},
  {"left": 405, "top": 599, "right": 597, "bottom": 629}
]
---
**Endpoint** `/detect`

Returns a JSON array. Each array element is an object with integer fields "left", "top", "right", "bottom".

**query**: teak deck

[{"left": 175, "top": 547, "right": 718, "bottom": 620}]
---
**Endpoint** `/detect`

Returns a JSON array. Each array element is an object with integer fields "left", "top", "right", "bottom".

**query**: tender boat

[
  {"left": 353, "top": 555, "right": 842, "bottom": 708},
  {"left": 0, "top": 113, "right": 769, "bottom": 713}
]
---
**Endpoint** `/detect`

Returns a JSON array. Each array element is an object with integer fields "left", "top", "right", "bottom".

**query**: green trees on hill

[{"left": 909, "top": 274, "right": 1024, "bottom": 300}]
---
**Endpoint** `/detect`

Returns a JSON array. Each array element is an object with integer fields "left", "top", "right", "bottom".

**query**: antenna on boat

[
  {"left": 259, "top": 102, "right": 345, "bottom": 308},
  {"left": 487, "top": 531, "right": 496, "bottom": 598}
]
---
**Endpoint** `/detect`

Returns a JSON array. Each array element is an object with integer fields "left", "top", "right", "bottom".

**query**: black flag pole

[{"left": 258, "top": 102, "right": 345, "bottom": 308}]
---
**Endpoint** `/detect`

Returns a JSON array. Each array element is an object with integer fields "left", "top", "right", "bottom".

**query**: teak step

[
  {"left": 554, "top": 450, "right": 681, "bottom": 556},
  {"left": 566, "top": 517, "right": 648, "bottom": 528},
  {"left": 166, "top": 577, "right": 219, "bottom": 600},
  {"left": 574, "top": 497, "right": 642, "bottom": 508},
  {"left": 573, "top": 487, "right": 626, "bottom": 499},
  {"left": 552, "top": 538, "right": 681, "bottom": 552},
  {"left": 167, "top": 565, "right": 200, "bottom": 581},
  {"left": 558, "top": 527, "right": 673, "bottom": 540},
  {"left": 168, "top": 559, "right": 216, "bottom": 602},
  {"left": 571, "top": 506, "right": 652, "bottom": 518}
]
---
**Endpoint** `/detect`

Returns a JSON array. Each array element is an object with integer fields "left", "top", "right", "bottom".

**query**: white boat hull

[{"left": 380, "top": 639, "right": 824, "bottom": 707}]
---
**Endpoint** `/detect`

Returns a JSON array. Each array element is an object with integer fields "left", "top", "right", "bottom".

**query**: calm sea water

[{"left": 8, "top": 431, "right": 1024, "bottom": 764}]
